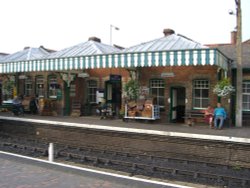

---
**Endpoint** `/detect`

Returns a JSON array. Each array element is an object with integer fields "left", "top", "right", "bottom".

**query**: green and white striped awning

[{"left": 0, "top": 49, "right": 229, "bottom": 74}]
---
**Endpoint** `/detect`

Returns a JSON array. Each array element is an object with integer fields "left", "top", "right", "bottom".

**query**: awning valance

[{"left": 0, "top": 49, "right": 229, "bottom": 74}]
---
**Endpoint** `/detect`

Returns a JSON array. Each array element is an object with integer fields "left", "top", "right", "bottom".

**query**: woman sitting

[{"left": 204, "top": 105, "right": 214, "bottom": 128}]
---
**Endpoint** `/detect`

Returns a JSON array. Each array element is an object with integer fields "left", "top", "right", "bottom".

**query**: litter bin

[{"left": 83, "top": 103, "right": 92, "bottom": 116}]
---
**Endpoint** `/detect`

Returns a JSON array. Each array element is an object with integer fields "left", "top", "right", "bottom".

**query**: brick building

[
  {"left": 0, "top": 29, "right": 231, "bottom": 124},
  {"left": 208, "top": 31, "right": 250, "bottom": 126}
]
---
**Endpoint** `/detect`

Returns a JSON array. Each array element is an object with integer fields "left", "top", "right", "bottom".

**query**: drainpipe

[{"left": 217, "top": 68, "right": 222, "bottom": 103}]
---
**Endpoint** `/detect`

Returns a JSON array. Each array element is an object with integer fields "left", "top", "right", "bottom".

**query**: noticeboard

[{"left": 109, "top": 74, "right": 121, "bottom": 82}]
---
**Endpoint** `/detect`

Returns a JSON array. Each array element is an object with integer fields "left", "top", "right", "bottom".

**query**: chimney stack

[
  {"left": 163, "top": 28, "right": 175, "bottom": 36},
  {"left": 231, "top": 31, "right": 237, "bottom": 44},
  {"left": 88, "top": 37, "right": 101, "bottom": 43}
]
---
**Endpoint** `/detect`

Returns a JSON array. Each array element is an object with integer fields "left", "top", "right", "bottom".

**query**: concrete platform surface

[{"left": 0, "top": 151, "right": 194, "bottom": 188}]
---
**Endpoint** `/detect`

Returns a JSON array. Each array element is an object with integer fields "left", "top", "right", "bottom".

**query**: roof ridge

[
  {"left": 124, "top": 33, "right": 206, "bottom": 53},
  {"left": 89, "top": 40, "right": 103, "bottom": 54}
]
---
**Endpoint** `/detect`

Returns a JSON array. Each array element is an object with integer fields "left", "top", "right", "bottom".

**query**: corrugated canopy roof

[
  {"left": 0, "top": 32, "right": 230, "bottom": 73},
  {"left": 0, "top": 54, "right": 7, "bottom": 61},
  {"left": 47, "top": 40, "right": 121, "bottom": 58},
  {"left": 1, "top": 47, "right": 50, "bottom": 62},
  {"left": 123, "top": 34, "right": 207, "bottom": 53}
]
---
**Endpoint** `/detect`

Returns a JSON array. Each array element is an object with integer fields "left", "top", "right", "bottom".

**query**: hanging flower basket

[{"left": 213, "top": 78, "right": 235, "bottom": 97}]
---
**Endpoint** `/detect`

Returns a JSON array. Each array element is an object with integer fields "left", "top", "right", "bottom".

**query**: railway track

[{"left": 0, "top": 132, "right": 250, "bottom": 188}]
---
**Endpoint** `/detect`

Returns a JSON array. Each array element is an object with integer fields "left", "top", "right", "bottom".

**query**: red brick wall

[
  {"left": 6, "top": 65, "right": 231, "bottom": 121},
  {"left": 78, "top": 66, "right": 226, "bottom": 123},
  {"left": 138, "top": 66, "right": 223, "bottom": 122}
]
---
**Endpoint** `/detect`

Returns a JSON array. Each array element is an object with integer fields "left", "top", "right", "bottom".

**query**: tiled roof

[
  {"left": 47, "top": 40, "right": 121, "bottom": 58},
  {"left": 217, "top": 43, "right": 250, "bottom": 68},
  {"left": 123, "top": 34, "right": 207, "bottom": 53},
  {"left": 1, "top": 47, "right": 50, "bottom": 62}
]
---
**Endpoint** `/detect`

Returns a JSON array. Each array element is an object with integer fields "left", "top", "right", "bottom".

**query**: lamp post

[
  {"left": 110, "top": 24, "right": 119, "bottom": 46},
  {"left": 230, "top": 0, "right": 242, "bottom": 127}
]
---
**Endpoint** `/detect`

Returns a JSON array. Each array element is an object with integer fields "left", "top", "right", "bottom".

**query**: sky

[{"left": 0, "top": 0, "right": 249, "bottom": 54}]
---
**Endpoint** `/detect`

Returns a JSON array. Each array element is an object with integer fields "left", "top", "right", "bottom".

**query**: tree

[{"left": 235, "top": 0, "right": 242, "bottom": 127}]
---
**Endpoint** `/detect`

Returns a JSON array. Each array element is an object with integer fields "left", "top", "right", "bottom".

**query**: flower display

[{"left": 213, "top": 78, "right": 235, "bottom": 97}]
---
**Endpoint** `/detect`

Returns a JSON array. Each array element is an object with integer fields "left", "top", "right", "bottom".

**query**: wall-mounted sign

[
  {"left": 110, "top": 74, "right": 121, "bottom": 81},
  {"left": 78, "top": 73, "right": 89, "bottom": 78},
  {"left": 96, "top": 89, "right": 104, "bottom": 103},
  {"left": 161, "top": 72, "right": 175, "bottom": 78}
]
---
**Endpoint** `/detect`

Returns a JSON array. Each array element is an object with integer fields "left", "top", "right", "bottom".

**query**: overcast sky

[{"left": 0, "top": 0, "right": 249, "bottom": 53}]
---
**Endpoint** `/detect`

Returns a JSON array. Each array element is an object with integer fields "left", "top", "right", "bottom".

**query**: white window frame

[
  {"left": 36, "top": 76, "right": 45, "bottom": 98},
  {"left": 25, "top": 77, "right": 33, "bottom": 96},
  {"left": 193, "top": 79, "right": 209, "bottom": 109},
  {"left": 150, "top": 79, "right": 165, "bottom": 108},
  {"left": 87, "top": 80, "right": 97, "bottom": 103},
  {"left": 48, "top": 76, "right": 58, "bottom": 99},
  {"left": 243, "top": 81, "right": 250, "bottom": 111}
]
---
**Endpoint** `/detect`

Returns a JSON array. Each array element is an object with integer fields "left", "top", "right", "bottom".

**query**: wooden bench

[{"left": 183, "top": 109, "right": 205, "bottom": 126}]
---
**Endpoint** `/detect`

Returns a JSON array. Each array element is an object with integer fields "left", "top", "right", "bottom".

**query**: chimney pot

[
  {"left": 88, "top": 37, "right": 101, "bottom": 43},
  {"left": 163, "top": 28, "right": 175, "bottom": 36},
  {"left": 231, "top": 31, "right": 237, "bottom": 44}
]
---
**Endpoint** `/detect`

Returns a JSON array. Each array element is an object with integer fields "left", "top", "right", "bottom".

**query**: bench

[{"left": 183, "top": 109, "right": 205, "bottom": 126}]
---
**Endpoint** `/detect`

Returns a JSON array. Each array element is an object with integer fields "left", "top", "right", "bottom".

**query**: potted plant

[
  {"left": 213, "top": 78, "right": 235, "bottom": 97},
  {"left": 123, "top": 79, "right": 140, "bottom": 101}
]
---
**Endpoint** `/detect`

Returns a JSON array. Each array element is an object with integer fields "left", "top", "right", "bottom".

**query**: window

[
  {"left": 243, "top": 81, "right": 250, "bottom": 111},
  {"left": 36, "top": 76, "right": 45, "bottom": 98},
  {"left": 150, "top": 79, "right": 165, "bottom": 107},
  {"left": 193, "top": 80, "right": 209, "bottom": 109},
  {"left": 25, "top": 77, "right": 33, "bottom": 96},
  {"left": 48, "top": 75, "right": 58, "bottom": 99},
  {"left": 87, "top": 80, "right": 97, "bottom": 103}
]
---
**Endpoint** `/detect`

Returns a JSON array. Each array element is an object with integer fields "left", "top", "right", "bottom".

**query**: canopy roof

[
  {"left": 0, "top": 33, "right": 229, "bottom": 74},
  {"left": 0, "top": 48, "right": 229, "bottom": 73},
  {"left": 47, "top": 40, "right": 120, "bottom": 58},
  {"left": 1, "top": 47, "right": 50, "bottom": 62},
  {"left": 123, "top": 34, "right": 207, "bottom": 53}
]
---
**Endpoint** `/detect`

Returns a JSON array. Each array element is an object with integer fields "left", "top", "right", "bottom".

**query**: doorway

[
  {"left": 105, "top": 79, "right": 122, "bottom": 117},
  {"left": 170, "top": 87, "right": 186, "bottom": 123}
]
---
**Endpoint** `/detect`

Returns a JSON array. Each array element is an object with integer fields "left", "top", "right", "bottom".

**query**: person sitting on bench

[
  {"left": 213, "top": 103, "right": 227, "bottom": 130},
  {"left": 204, "top": 105, "right": 214, "bottom": 128}
]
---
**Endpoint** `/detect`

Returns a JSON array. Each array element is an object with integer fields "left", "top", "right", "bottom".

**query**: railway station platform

[
  {"left": 0, "top": 151, "right": 194, "bottom": 188},
  {"left": 1, "top": 112, "right": 250, "bottom": 188},
  {"left": 0, "top": 112, "right": 249, "bottom": 143}
]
